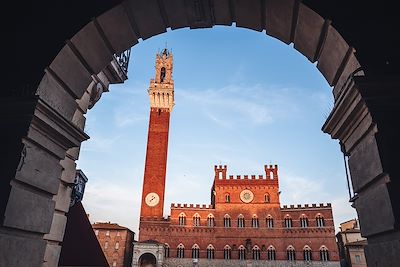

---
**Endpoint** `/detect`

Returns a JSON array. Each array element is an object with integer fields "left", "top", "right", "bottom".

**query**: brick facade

[
  {"left": 93, "top": 222, "right": 135, "bottom": 267},
  {"left": 138, "top": 50, "right": 339, "bottom": 265}
]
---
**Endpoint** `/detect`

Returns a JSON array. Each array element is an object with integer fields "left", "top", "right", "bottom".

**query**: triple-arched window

[
  {"left": 300, "top": 214, "right": 309, "bottom": 228},
  {"left": 237, "top": 214, "right": 245, "bottom": 228},
  {"left": 177, "top": 243, "right": 185, "bottom": 258},
  {"left": 251, "top": 215, "right": 259, "bottom": 228},
  {"left": 287, "top": 245, "right": 296, "bottom": 261},
  {"left": 206, "top": 244, "right": 215, "bottom": 259},
  {"left": 224, "top": 214, "right": 231, "bottom": 228},
  {"left": 284, "top": 215, "right": 293, "bottom": 228},
  {"left": 252, "top": 245, "right": 261, "bottom": 260},
  {"left": 193, "top": 213, "right": 201, "bottom": 227},
  {"left": 238, "top": 245, "right": 246, "bottom": 260},
  {"left": 224, "top": 245, "right": 232, "bottom": 260},
  {"left": 207, "top": 214, "right": 215, "bottom": 227},
  {"left": 178, "top": 213, "right": 186, "bottom": 226},
  {"left": 316, "top": 214, "right": 325, "bottom": 227},
  {"left": 320, "top": 246, "right": 329, "bottom": 261},
  {"left": 267, "top": 245, "right": 276, "bottom": 260},
  {"left": 303, "top": 245, "right": 312, "bottom": 261},
  {"left": 192, "top": 244, "right": 200, "bottom": 259},
  {"left": 266, "top": 215, "right": 274, "bottom": 228}
]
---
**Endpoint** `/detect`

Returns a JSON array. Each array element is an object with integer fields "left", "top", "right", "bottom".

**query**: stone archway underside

[{"left": 2, "top": 1, "right": 399, "bottom": 267}]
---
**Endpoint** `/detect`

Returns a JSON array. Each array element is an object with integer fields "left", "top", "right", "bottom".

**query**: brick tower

[{"left": 139, "top": 49, "right": 174, "bottom": 229}]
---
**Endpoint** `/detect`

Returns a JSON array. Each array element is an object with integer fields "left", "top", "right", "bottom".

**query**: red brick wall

[
  {"left": 140, "top": 108, "right": 170, "bottom": 220},
  {"left": 94, "top": 228, "right": 133, "bottom": 267}
]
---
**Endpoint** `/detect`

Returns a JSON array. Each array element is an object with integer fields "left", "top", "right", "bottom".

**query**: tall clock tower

[{"left": 139, "top": 48, "right": 174, "bottom": 225}]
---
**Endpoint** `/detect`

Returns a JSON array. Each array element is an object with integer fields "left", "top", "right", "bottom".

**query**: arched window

[
  {"left": 178, "top": 213, "right": 186, "bottom": 226},
  {"left": 251, "top": 215, "right": 259, "bottom": 228},
  {"left": 115, "top": 241, "right": 119, "bottom": 250},
  {"left": 266, "top": 215, "right": 274, "bottom": 228},
  {"left": 192, "top": 244, "right": 200, "bottom": 259},
  {"left": 177, "top": 243, "right": 185, "bottom": 258},
  {"left": 238, "top": 245, "right": 246, "bottom": 260},
  {"left": 287, "top": 245, "right": 296, "bottom": 261},
  {"left": 225, "top": 193, "right": 230, "bottom": 203},
  {"left": 320, "top": 246, "right": 329, "bottom": 261},
  {"left": 193, "top": 213, "right": 201, "bottom": 227},
  {"left": 207, "top": 214, "right": 215, "bottom": 227},
  {"left": 303, "top": 245, "right": 312, "bottom": 261},
  {"left": 300, "top": 214, "right": 309, "bottom": 228},
  {"left": 224, "top": 214, "right": 231, "bottom": 228},
  {"left": 237, "top": 214, "right": 245, "bottom": 228},
  {"left": 284, "top": 215, "right": 292, "bottom": 228},
  {"left": 160, "top": 67, "right": 166, "bottom": 82},
  {"left": 224, "top": 245, "right": 232, "bottom": 260},
  {"left": 104, "top": 241, "right": 108, "bottom": 249},
  {"left": 164, "top": 244, "right": 170, "bottom": 258},
  {"left": 252, "top": 245, "right": 261, "bottom": 260},
  {"left": 206, "top": 244, "right": 215, "bottom": 259},
  {"left": 316, "top": 214, "right": 325, "bottom": 227},
  {"left": 267, "top": 245, "right": 276, "bottom": 260},
  {"left": 264, "top": 193, "right": 270, "bottom": 203}
]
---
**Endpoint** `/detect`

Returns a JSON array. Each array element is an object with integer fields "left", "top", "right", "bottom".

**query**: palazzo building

[{"left": 134, "top": 49, "right": 339, "bottom": 267}]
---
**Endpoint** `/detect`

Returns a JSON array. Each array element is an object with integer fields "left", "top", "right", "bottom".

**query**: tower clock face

[
  {"left": 145, "top": 192, "right": 160, "bottom": 207},
  {"left": 240, "top": 189, "right": 254, "bottom": 203}
]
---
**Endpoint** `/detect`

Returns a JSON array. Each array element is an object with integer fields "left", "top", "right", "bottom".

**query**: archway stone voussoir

[
  {"left": 71, "top": 21, "right": 114, "bottom": 75},
  {"left": 234, "top": 0, "right": 263, "bottom": 32},
  {"left": 212, "top": 0, "right": 233, "bottom": 26},
  {"left": 49, "top": 45, "right": 92, "bottom": 100},
  {"left": 162, "top": 0, "right": 189, "bottom": 30},
  {"left": 125, "top": 0, "right": 167, "bottom": 40},
  {"left": 265, "top": 0, "right": 296, "bottom": 45},
  {"left": 293, "top": 3, "right": 325, "bottom": 62},
  {"left": 97, "top": 4, "right": 139, "bottom": 54},
  {"left": 333, "top": 52, "right": 362, "bottom": 99},
  {"left": 317, "top": 25, "right": 349, "bottom": 86},
  {"left": 37, "top": 71, "right": 78, "bottom": 121}
]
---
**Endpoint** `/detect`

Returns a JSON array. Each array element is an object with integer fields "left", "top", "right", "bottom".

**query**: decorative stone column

[{"left": 323, "top": 75, "right": 400, "bottom": 266}]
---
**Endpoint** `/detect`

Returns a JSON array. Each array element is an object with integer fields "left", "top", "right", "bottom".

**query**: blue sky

[{"left": 79, "top": 26, "right": 357, "bottom": 235}]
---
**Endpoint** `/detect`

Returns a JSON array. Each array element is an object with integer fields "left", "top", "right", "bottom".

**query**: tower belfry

[{"left": 139, "top": 49, "right": 174, "bottom": 231}]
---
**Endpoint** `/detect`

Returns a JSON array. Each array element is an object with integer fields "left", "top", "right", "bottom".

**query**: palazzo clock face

[
  {"left": 145, "top": 192, "right": 160, "bottom": 207},
  {"left": 240, "top": 189, "right": 254, "bottom": 203}
]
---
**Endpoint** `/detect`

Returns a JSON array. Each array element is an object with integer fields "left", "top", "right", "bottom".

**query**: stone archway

[
  {"left": 2, "top": 1, "right": 399, "bottom": 266},
  {"left": 139, "top": 253, "right": 157, "bottom": 267}
]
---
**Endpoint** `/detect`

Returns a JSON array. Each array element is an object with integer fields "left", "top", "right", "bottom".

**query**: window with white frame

[
  {"left": 320, "top": 246, "right": 329, "bottom": 261},
  {"left": 267, "top": 246, "right": 276, "bottom": 260},
  {"left": 193, "top": 213, "right": 201, "bottom": 227},
  {"left": 237, "top": 215, "right": 245, "bottom": 228},
  {"left": 224, "top": 245, "right": 232, "bottom": 260},
  {"left": 177, "top": 244, "right": 185, "bottom": 258},
  {"left": 252, "top": 245, "right": 261, "bottom": 260},
  {"left": 287, "top": 246, "right": 296, "bottom": 261},
  {"left": 303, "top": 245, "right": 312, "bottom": 261},
  {"left": 192, "top": 244, "right": 200, "bottom": 259},
  {"left": 224, "top": 214, "right": 231, "bottom": 228},
  {"left": 206, "top": 244, "right": 215, "bottom": 259},
  {"left": 251, "top": 215, "right": 259, "bottom": 228},
  {"left": 238, "top": 245, "right": 246, "bottom": 260},
  {"left": 266, "top": 215, "right": 274, "bottom": 228}
]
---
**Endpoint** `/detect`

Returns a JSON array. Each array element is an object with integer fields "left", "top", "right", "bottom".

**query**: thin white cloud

[{"left": 114, "top": 111, "right": 147, "bottom": 127}]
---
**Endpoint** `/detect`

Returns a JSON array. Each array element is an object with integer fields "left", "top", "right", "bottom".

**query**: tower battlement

[
  {"left": 281, "top": 203, "right": 332, "bottom": 210},
  {"left": 171, "top": 203, "right": 213, "bottom": 209},
  {"left": 214, "top": 164, "right": 279, "bottom": 185}
]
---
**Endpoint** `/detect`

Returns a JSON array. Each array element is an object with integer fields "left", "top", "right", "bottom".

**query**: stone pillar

[
  {"left": 322, "top": 75, "right": 400, "bottom": 266},
  {"left": 0, "top": 94, "right": 88, "bottom": 267}
]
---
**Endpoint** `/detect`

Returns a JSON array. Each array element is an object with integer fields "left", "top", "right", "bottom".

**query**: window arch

[
  {"left": 192, "top": 244, "right": 200, "bottom": 259},
  {"left": 206, "top": 244, "right": 215, "bottom": 259},
  {"left": 223, "top": 214, "right": 231, "bottom": 228},
  {"left": 160, "top": 67, "right": 166, "bottom": 82},
  {"left": 287, "top": 245, "right": 296, "bottom": 261},
  {"left": 264, "top": 193, "right": 270, "bottom": 203},
  {"left": 303, "top": 245, "right": 312, "bottom": 261},
  {"left": 252, "top": 245, "right": 261, "bottom": 260},
  {"left": 316, "top": 214, "right": 325, "bottom": 227},
  {"left": 207, "top": 214, "right": 215, "bottom": 227},
  {"left": 320, "top": 246, "right": 329, "bottom": 261},
  {"left": 284, "top": 215, "right": 293, "bottom": 228},
  {"left": 225, "top": 193, "right": 230, "bottom": 203},
  {"left": 178, "top": 212, "right": 186, "bottom": 226},
  {"left": 237, "top": 214, "right": 245, "bottom": 228},
  {"left": 238, "top": 245, "right": 246, "bottom": 260},
  {"left": 251, "top": 215, "right": 259, "bottom": 228},
  {"left": 266, "top": 214, "right": 274, "bottom": 228},
  {"left": 223, "top": 245, "right": 232, "bottom": 260},
  {"left": 177, "top": 243, "right": 185, "bottom": 258},
  {"left": 267, "top": 245, "right": 276, "bottom": 260},
  {"left": 164, "top": 243, "right": 170, "bottom": 258},
  {"left": 193, "top": 213, "right": 201, "bottom": 227},
  {"left": 300, "top": 214, "right": 309, "bottom": 228}
]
